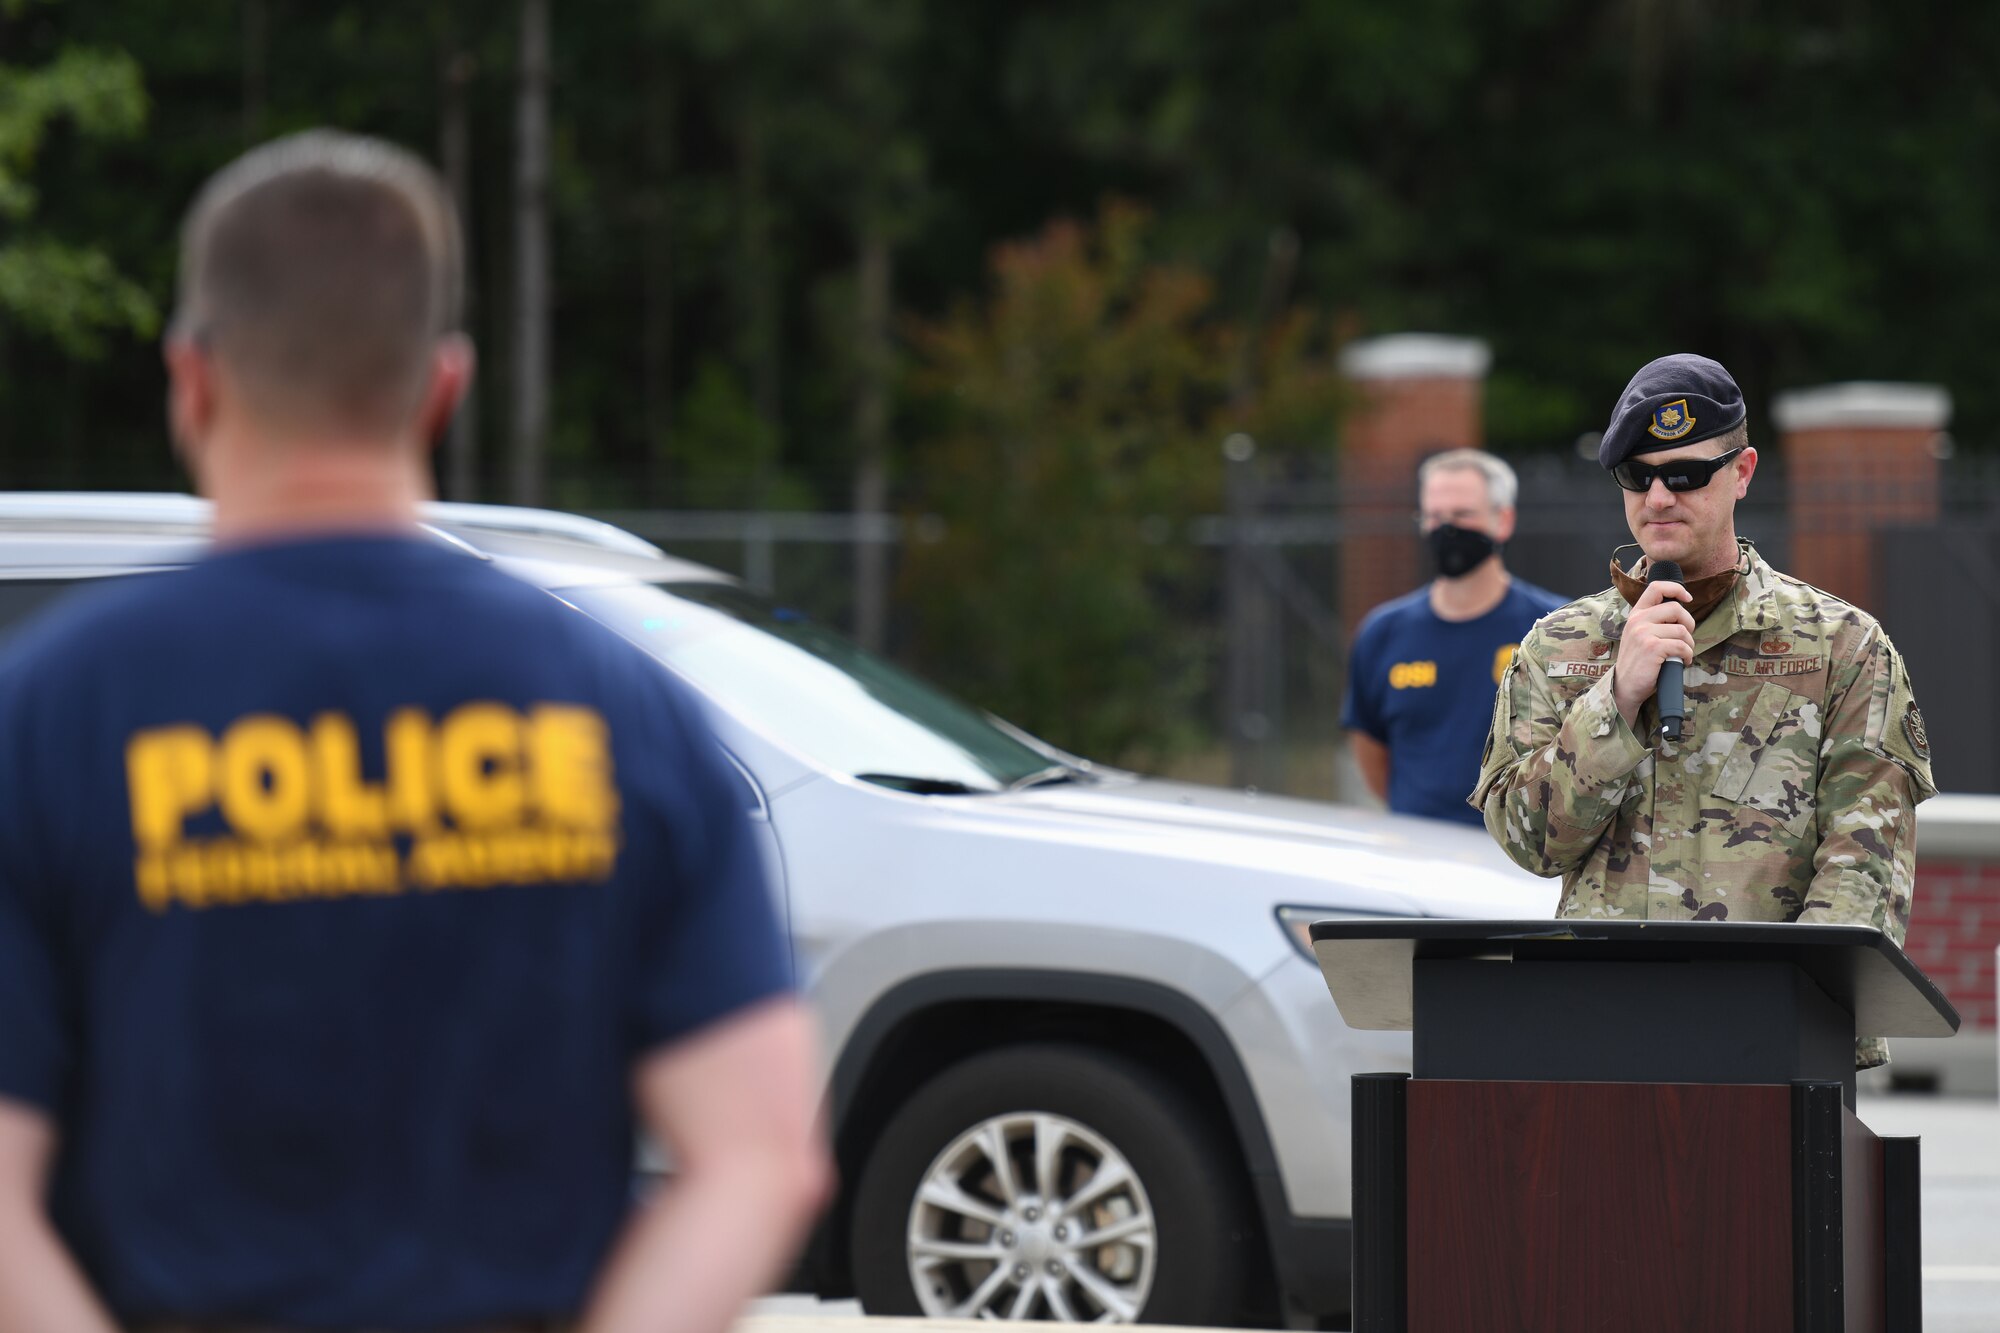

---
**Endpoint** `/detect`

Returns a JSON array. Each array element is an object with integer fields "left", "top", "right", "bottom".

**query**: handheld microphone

[{"left": 1648, "top": 559, "right": 1686, "bottom": 743}]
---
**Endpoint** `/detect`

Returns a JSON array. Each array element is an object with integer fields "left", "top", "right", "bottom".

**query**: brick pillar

[
  {"left": 1338, "top": 335, "right": 1491, "bottom": 635},
  {"left": 1775, "top": 382, "right": 1950, "bottom": 610}
]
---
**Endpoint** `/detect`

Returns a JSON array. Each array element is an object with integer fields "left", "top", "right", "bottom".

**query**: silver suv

[{"left": 0, "top": 495, "right": 1556, "bottom": 1326}]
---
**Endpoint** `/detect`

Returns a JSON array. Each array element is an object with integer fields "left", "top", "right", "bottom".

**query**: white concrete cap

[
  {"left": 1772, "top": 382, "right": 1952, "bottom": 433},
  {"left": 1912, "top": 793, "right": 2000, "bottom": 859},
  {"left": 1338, "top": 334, "right": 1492, "bottom": 381}
]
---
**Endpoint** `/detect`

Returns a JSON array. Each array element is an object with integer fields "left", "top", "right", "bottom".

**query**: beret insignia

[
  {"left": 1904, "top": 704, "right": 1929, "bottom": 759},
  {"left": 1647, "top": 398, "right": 1696, "bottom": 441}
]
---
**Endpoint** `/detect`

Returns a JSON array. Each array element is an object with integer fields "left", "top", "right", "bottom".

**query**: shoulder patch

[{"left": 1904, "top": 704, "right": 1929, "bottom": 759}]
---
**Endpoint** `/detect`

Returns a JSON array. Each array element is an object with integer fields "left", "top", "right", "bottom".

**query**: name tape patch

[
  {"left": 1722, "top": 655, "right": 1824, "bottom": 677},
  {"left": 1547, "top": 661, "right": 1613, "bottom": 680}
]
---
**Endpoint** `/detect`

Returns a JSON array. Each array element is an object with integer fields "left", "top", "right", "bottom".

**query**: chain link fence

[{"left": 588, "top": 446, "right": 2000, "bottom": 799}]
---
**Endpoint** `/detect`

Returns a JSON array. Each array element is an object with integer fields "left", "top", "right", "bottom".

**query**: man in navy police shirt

[
  {"left": 0, "top": 132, "right": 829, "bottom": 1332},
  {"left": 1343, "top": 450, "right": 1567, "bottom": 826}
]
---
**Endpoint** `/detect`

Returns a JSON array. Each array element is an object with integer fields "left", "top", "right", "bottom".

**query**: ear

[
  {"left": 415, "top": 333, "right": 476, "bottom": 450},
  {"left": 1493, "top": 505, "right": 1517, "bottom": 544},
  {"left": 1733, "top": 445, "right": 1759, "bottom": 499},
  {"left": 163, "top": 335, "right": 217, "bottom": 467}
]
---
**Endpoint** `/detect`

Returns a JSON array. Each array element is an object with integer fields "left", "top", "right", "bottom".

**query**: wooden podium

[{"left": 1311, "top": 920, "right": 1959, "bottom": 1333}]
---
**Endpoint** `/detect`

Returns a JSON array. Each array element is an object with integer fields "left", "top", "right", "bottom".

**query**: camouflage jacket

[{"left": 1470, "top": 542, "right": 1935, "bottom": 1067}]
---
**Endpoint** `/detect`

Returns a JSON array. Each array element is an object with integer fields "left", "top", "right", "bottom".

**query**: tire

[{"left": 849, "top": 1042, "right": 1262, "bottom": 1325}]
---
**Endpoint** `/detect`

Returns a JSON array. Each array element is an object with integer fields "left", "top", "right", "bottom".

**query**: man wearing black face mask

[{"left": 1342, "top": 449, "right": 1566, "bottom": 824}]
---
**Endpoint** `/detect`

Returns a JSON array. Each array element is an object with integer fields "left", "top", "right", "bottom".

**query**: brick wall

[
  {"left": 1907, "top": 858, "right": 1999, "bottom": 1030},
  {"left": 1337, "top": 336, "right": 1490, "bottom": 636},
  {"left": 1775, "top": 383, "right": 1948, "bottom": 611}
]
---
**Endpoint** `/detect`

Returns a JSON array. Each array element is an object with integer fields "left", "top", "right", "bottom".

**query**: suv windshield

[{"left": 560, "top": 580, "right": 1065, "bottom": 793}]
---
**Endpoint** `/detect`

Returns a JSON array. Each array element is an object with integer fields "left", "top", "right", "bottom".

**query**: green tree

[
  {"left": 902, "top": 203, "right": 1342, "bottom": 763},
  {"left": 6, "top": 1, "right": 2000, "bottom": 554},
  {"left": 0, "top": 2, "right": 153, "bottom": 357}
]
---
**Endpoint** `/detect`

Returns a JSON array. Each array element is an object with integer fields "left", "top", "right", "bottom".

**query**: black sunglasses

[{"left": 1612, "top": 446, "right": 1745, "bottom": 494}]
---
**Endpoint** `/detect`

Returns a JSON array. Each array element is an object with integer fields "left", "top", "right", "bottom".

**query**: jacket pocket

[{"left": 1709, "top": 680, "right": 1820, "bottom": 837}]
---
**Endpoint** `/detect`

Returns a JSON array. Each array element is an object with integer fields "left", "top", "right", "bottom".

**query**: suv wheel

[{"left": 851, "top": 1043, "right": 1259, "bottom": 1324}]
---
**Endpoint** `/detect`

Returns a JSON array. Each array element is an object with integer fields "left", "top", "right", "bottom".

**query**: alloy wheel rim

[{"left": 905, "top": 1110, "right": 1158, "bottom": 1321}]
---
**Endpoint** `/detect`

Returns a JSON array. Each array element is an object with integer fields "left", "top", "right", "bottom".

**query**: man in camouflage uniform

[{"left": 1470, "top": 353, "right": 1935, "bottom": 1067}]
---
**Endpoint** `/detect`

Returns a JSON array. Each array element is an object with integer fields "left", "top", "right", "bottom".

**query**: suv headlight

[{"left": 1274, "top": 905, "right": 1416, "bottom": 965}]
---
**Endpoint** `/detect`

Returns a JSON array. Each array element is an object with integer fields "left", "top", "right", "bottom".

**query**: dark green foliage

[
  {"left": 0, "top": 21, "right": 153, "bottom": 358},
  {"left": 8, "top": 2, "right": 1997, "bottom": 491},
  {"left": 1, "top": 1, "right": 1997, "bottom": 753},
  {"left": 901, "top": 203, "right": 1342, "bottom": 761},
  {"left": 901, "top": 204, "right": 1224, "bottom": 761}
]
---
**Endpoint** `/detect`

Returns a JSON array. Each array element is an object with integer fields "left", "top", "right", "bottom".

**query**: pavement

[
  {"left": 1853, "top": 1093, "right": 2000, "bottom": 1332},
  {"left": 749, "top": 1091, "right": 1999, "bottom": 1330}
]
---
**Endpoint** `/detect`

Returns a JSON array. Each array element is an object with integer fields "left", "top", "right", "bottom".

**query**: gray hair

[
  {"left": 1418, "top": 448, "right": 1517, "bottom": 510},
  {"left": 173, "top": 129, "right": 463, "bottom": 433}
]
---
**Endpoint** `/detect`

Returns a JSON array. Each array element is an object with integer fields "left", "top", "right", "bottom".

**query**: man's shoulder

[
  {"left": 1519, "top": 586, "right": 1622, "bottom": 655},
  {"left": 0, "top": 546, "right": 628, "bottom": 699},
  {"left": 1354, "top": 585, "right": 1438, "bottom": 644},
  {"left": 1757, "top": 563, "right": 1890, "bottom": 656},
  {"left": 1509, "top": 578, "right": 1571, "bottom": 614},
  {"left": 0, "top": 571, "right": 173, "bottom": 687},
  {"left": 1504, "top": 578, "right": 1574, "bottom": 632}
]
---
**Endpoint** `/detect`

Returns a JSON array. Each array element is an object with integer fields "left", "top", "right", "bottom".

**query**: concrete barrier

[{"left": 1880, "top": 794, "right": 2000, "bottom": 1096}]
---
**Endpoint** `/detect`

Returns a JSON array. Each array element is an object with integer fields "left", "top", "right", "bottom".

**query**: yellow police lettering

[
  {"left": 384, "top": 708, "right": 438, "bottom": 831},
  {"left": 437, "top": 702, "right": 526, "bottom": 830},
  {"left": 311, "top": 712, "right": 389, "bottom": 838},
  {"left": 134, "top": 852, "right": 171, "bottom": 913},
  {"left": 217, "top": 715, "right": 312, "bottom": 842},
  {"left": 126, "top": 702, "right": 623, "bottom": 910},
  {"left": 127, "top": 724, "right": 216, "bottom": 850},
  {"left": 528, "top": 704, "right": 620, "bottom": 831}
]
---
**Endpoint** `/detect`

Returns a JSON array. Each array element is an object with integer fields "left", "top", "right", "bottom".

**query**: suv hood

[{"left": 994, "top": 773, "right": 1559, "bottom": 919}]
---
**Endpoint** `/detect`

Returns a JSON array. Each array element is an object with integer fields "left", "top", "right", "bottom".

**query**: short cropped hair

[
  {"left": 172, "top": 130, "right": 462, "bottom": 434},
  {"left": 1712, "top": 421, "right": 1750, "bottom": 455},
  {"left": 1418, "top": 448, "right": 1517, "bottom": 511}
]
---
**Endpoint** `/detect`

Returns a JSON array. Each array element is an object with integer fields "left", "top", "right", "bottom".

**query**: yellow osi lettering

[
  {"left": 1388, "top": 661, "right": 1438, "bottom": 690},
  {"left": 127, "top": 703, "right": 620, "bottom": 851}
]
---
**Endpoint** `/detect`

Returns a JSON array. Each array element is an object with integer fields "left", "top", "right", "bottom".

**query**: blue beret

[{"left": 1598, "top": 353, "right": 1747, "bottom": 469}]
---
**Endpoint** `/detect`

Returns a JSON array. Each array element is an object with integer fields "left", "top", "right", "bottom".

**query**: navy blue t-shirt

[
  {"left": 0, "top": 535, "right": 791, "bottom": 1327},
  {"left": 1342, "top": 578, "right": 1569, "bottom": 826}
]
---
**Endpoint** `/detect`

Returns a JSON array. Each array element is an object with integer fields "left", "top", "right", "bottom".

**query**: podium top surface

[{"left": 1309, "top": 918, "right": 1961, "bottom": 1037}]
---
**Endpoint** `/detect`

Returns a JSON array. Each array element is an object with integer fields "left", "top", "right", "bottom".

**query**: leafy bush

[{"left": 901, "top": 203, "right": 1341, "bottom": 765}]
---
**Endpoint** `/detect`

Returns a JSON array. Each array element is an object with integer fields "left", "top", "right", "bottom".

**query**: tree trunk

[
  {"left": 242, "top": 0, "right": 267, "bottom": 144},
  {"left": 737, "top": 108, "right": 780, "bottom": 499},
  {"left": 1229, "top": 225, "right": 1300, "bottom": 416},
  {"left": 510, "top": 0, "right": 551, "bottom": 506},
  {"left": 441, "top": 45, "right": 479, "bottom": 500},
  {"left": 640, "top": 68, "right": 675, "bottom": 505},
  {"left": 851, "top": 226, "right": 892, "bottom": 651}
]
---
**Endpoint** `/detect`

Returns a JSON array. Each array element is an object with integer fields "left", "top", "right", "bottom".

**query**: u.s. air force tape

[{"left": 1721, "top": 655, "right": 1824, "bottom": 677}]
